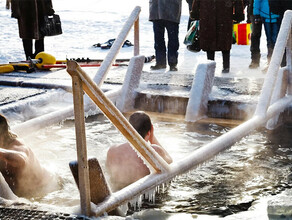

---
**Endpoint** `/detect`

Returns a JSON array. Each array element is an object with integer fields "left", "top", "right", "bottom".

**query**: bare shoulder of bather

[
  {"left": 106, "top": 111, "right": 172, "bottom": 191},
  {"left": 106, "top": 120, "right": 172, "bottom": 191},
  {"left": 147, "top": 126, "right": 172, "bottom": 164}
]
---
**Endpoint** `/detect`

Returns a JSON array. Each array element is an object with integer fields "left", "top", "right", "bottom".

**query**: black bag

[{"left": 40, "top": 14, "right": 62, "bottom": 36}]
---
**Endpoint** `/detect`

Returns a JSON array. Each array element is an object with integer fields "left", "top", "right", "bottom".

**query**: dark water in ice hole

[{"left": 23, "top": 113, "right": 292, "bottom": 217}]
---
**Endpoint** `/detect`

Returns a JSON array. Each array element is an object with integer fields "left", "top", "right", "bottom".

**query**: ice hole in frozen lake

[{"left": 2, "top": 109, "right": 292, "bottom": 217}]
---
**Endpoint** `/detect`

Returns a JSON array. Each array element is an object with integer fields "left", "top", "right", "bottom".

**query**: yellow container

[
  {"left": 0, "top": 64, "right": 14, "bottom": 73},
  {"left": 35, "top": 52, "right": 56, "bottom": 69},
  {"left": 233, "top": 23, "right": 251, "bottom": 45}
]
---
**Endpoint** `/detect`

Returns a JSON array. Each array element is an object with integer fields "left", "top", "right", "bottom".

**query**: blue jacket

[{"left": 253, "top": 0, "right": 279, "bottom": 23}]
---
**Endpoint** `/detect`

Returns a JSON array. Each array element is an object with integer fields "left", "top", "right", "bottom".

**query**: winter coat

[
  {"left": 269, "top": 0, "right": 292, "bottom": 17},
  {"left": 191, "top": 0, "right": 244, "bottom": 52},
  {"left": 11, "top": 0, "right": 54, "bottom": 39},
  {"left": 248, "top": 0, "right": 254, "bottom": 16},
  {"left": 149, "top": 0, "right": 182, "bottom": 24},
  {"left": 253, "top": 0, "right": 279, "bottom": 23}
]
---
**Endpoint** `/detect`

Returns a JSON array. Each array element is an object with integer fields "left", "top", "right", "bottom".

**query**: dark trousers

[
  {"left": 153, "top": 20, "right": 179, "bottom": 66},
  {"left": 22, "top": 39, "right": 44, "bottom": 60},
  {"left": 186, "top": 0, "right": 193, "bottom": 30},
  {"left": 263, "top": 21, "right": 279, "bottom": 59},
  {"left": 250, "top": 15, "right": 262, "bottom": 62},
  {"left": 263, "top": 22, "right": 279, "bottom": 49},
  {"left": 207, "top": 50, "right": 230, "bottom": 69}
]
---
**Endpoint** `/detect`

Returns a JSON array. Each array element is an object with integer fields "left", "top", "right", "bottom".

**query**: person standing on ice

[
  {"left": 247, "top": 0, "right": 263, "bottom": 69},
  {"left": 190, "top": 0, "right": 245, "bottom": 73},
  {"left": 0, "top": 114, "right": 59, "bottom": 198},
  {"left": 268, "top": 0, "right": 292, "bottom": 67},
  {"left": 253, "top": 0, "right": 280, "bottom": 69},
  {"left": 149, "top": 0, "right": 182, "bottom": 71},
  {"left": 106, "top": 111, "right": 172, "bottom": 192},
  {"left": 10, "top": 0, "right": 55, "bottom": 60}
]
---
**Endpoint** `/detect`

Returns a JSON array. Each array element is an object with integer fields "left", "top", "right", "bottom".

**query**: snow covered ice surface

[
  {"left": 0, "top": 0, "right": 287, "bottom": 219},
  {"left": 0, "top": 0, "right": 268, "bottom": 79}
]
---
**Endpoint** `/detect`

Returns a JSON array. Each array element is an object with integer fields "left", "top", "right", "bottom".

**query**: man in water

[
  {"left": 0, "top": 114, "right": 59, "bottom": 198},
  {"left": 106, "top": 111, "right": 172, "bottom": 192}
]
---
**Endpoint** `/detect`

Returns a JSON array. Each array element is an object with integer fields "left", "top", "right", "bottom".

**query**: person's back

[
  {"left": 0, "top": 114, "right": 59, "bottom": 198},
  {"left": 106, "top": 143, "right": 150, "bottom": 191},
  {"left": 106, "top": 111, "right": 172, "bottom": 192}
]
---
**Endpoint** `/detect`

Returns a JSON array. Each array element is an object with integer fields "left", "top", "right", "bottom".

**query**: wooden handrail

[
  {"left": 254, "top": 10, "right": 292, "bottom": 116},
  {"left": 67, "top": 60, "right": 170, "bottom": 174}
]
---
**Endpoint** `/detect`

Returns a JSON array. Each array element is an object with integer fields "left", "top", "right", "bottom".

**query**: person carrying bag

[
  {"left": 184, "top": 20, "right": 200, "bottom": 52},
  {"left": 11, "top": 0, "right": 62, "bottom": 60},
  {"left": 190, "top": 0, "right": 244, "bottom": 73}
]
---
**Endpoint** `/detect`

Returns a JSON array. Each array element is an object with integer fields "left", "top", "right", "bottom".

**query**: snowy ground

[{"left": 0, "top": 0, "right": 269, "bottom": 78}]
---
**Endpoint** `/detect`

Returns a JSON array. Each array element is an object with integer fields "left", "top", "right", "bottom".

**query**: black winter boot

[
  {"left": 249, "top": 53, "right": 261, "bottom": 69},
  {"left": 222, "top": 50, "right": 230, "bottom": 73}
]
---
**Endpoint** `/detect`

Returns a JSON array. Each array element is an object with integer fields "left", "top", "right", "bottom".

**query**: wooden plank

[
  {"left": 69, "top": 158, "right": 123, "bottom": 216},
  {"left": 69, "top": 158, "right": 111, "bottom": 205},
  {"left": 71, "top": 73, "right": 91, "bottom": 216}
]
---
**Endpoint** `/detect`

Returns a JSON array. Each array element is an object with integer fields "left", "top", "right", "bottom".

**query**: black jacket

[
  {"left": 11, "top": 0, "right": 54, "bottom": 39},
  {"left": 269, "top": 0, "right": 292, "bottom": 17}
]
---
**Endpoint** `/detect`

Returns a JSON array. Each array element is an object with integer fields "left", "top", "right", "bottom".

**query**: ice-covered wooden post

[
  {"left": 266, "top": 67, "right": 289, "bottom": 129},
  {"left": 134, "top": 17, "right": 139, "bottom": 56},
  {"left": 116, "top": 55, "right": 145, "bottom": 112},
  {"left": 287, "top": 14, "right": 292, "bottom": 95},
  {"left": 255, "top": 10, "right": 292, "bottom": 116},
  {"left": 185, "top": 61, "right": 216, "bottom": 122},
  {"left": 92, "top": 6, "right": 141, "bottom": 87},
  {"left": 67, "top": 63, "right": 91, "bottom": 216}
]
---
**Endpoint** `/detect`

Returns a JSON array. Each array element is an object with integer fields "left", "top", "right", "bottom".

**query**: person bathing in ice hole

[
  {"left": 106, "top": 111, "right": 172, "bottom": 192},
  {"left": 0, "top": 114, "right": 60, "bottom": 198}
]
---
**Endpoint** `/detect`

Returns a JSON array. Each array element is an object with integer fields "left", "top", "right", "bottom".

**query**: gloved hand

[
  {"left": 47, "top": 9, "right": 55, "bottom": 16},
  {"left": 190, "top": 10, "right": 199, "bottom": 20},
  {"left": 254, "top": 15, "right": 261, "bottom": 24}
]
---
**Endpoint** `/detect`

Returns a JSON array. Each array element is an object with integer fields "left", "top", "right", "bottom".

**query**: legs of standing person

[
  {"left": 22, "top": 38, "right": 44, "bottom": 60},
  {"left": 207, "top": 50, "right": 230, "bottom": 73},
  {"left": 249, "top": 15, "right": 262, "bottom": 68},
  {"left": 222, "top": 50, "right": 230, "bottom": 73},
  {"left": 34, "top": 38, "right": 44, "bottom": 58},
  {"left": 165, "top": 21, "right": 179, "bottom": 71},
  {"left": 207, "top": 51, "right": 215, "bottom": 60},
  {"left": 263, "top": 21, "right": 279, "bottom": 64},
  {"left": 151, "top": 20, "right": 167, "bottom": 70},
  {"left": 22, "top": 39, "right": 33, "bottom": 60}
]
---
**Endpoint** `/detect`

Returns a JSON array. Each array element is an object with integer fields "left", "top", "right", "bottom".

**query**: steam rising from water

[{"left": 1, "top": 109, "right": 291, "bottom": 218}]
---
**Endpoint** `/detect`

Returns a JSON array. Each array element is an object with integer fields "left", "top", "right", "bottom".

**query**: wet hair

[
  {"left": 129, "top": 111, "right": 152, "bottom": 138},
  {"left": 0, "top": 114, "right": 17, "bottom": 145}
]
